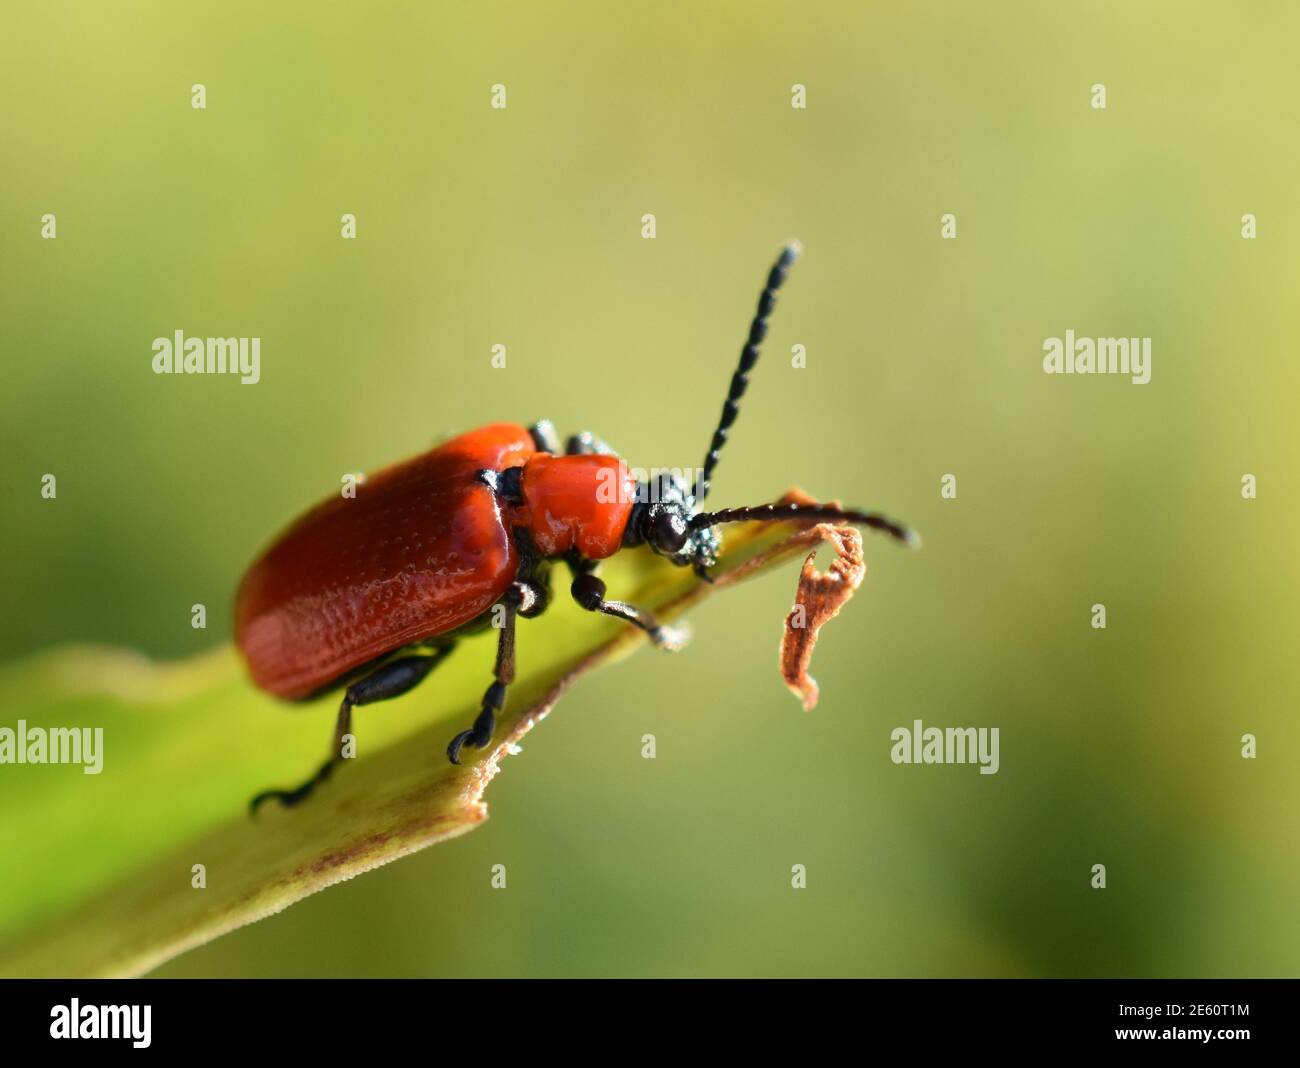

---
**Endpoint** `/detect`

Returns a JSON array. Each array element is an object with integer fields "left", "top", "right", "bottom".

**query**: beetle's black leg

[
  {"left": 568, "top": 571, "right": 689, "bottom": 651},
  {"left": 693, "top": 562, "right": 716, "bottom": 584},
  {"left": 565, "top": 430, "right": 621, "bottom": 457},
  {"left": 519, "top": 562, "right": 551, "bottom": 619},
  {"left": 446, "top": 579, "right": 539, "bottom": 764},
  {"left": 529, "top": 419, "right": 562, "bottom": 454},
  {"left": 250, "top": 647, "right": 454, "bottom": 815}
]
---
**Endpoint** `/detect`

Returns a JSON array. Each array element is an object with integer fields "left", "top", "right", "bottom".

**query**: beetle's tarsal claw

[
  {"left": 249, "top": 792, "right": 276, "bottom": 818},
  {"left": 248, "top": 786, "right": 302, "bottom": 817},
  {"left": 447, "top": 729, "right": 475, "bottom": 765},
  {"left": 248, "top": 759, "right": 334, "bottom": 816}
]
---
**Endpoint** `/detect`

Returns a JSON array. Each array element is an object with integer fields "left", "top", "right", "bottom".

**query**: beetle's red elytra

[
  {"left": 237, "top": 243, "right": 919, "bottom": 813},
  {"left": 236, "top": 422, "right": 532, "bottom": 701}
]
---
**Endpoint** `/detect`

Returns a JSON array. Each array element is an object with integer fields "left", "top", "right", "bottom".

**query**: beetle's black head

[{"left": 624, "top": 471, "right": 720, "bottom": 574}]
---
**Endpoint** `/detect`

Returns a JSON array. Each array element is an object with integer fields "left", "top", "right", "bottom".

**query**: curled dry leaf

[
  {"left": 0, "top": 488, "right": 877, "bottom": 977},
  {"left": 779, "top": 523, "right": 866, "bottom": 710}
]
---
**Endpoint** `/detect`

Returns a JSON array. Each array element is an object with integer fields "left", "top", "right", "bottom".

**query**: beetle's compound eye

[{"left": 651, "top": 510, "right": 689, "bottom": 555}]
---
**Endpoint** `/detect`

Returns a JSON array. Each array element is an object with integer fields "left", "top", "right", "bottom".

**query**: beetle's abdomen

[{"left": 235, "top": 423, "right": 535, "bottom": 699}]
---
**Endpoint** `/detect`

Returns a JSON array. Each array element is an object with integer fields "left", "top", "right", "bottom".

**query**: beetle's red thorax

[{"left": 514, "top": 453, "right": 636, "bottom": 559}]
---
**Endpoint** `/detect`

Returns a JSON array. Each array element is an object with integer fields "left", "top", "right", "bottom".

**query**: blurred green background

[{"left": 2, "top": 1, "right": 1298, "bottom": 976}]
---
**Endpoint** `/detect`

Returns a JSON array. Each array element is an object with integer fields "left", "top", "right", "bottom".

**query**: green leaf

[{"left": 0, "top": 506, "right": 859, "bottom": 977}]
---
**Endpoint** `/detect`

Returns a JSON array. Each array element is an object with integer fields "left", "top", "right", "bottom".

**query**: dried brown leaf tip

[{"left": 780, "top": 522, "right": 867, "bottom": 711}]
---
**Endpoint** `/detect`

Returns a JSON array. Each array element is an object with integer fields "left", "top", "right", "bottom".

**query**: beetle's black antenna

[
  {"left": 689, "top": 501, "right": 920, "bottom": 549},
  {"left": 692, "top": 241, "right": 801, "bottom": 504}
]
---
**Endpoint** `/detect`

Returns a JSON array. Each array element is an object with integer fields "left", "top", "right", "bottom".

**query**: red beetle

[{"left": 237, "top": 244, "right": 918, "bottom": 812}]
